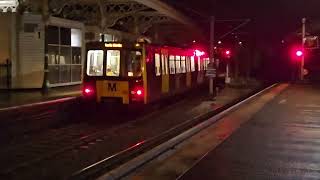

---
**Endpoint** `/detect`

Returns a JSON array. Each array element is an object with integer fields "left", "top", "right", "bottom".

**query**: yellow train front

[{"left": 82, "top": 42, "right": 208, "bottom": 106}]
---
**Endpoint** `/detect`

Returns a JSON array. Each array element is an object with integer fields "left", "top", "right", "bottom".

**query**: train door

[
  {"left": 186, "top": 56, "right": 192, "bottom": 87},
  {"left": 161, "top": 49, "right": 169, "bottom": 93},
  {"left": 175, "top": 55, "right": 181, "bottom": 90},
  {"left": 154, "top": 50, "right": 162, "bottom": 100},
  {"left": 190, "top": 56, "right": 197, "bottom": 87},
  {"left": 196, "top": 56, "right": 202, "bottom": 84},
  {"left": 199, "top": 57, "right": 205, "bottom": 83}
]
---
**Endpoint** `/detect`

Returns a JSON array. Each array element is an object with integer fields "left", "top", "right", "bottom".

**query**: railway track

[
  {"left": 0, "top": 86, "right": 261, "bottom": 180},
  {"left": 0, "top": 91, "right": 202, "bottom": 179},
  {"left": 69, "top": 85, "right": 272, "bottom": 180}
]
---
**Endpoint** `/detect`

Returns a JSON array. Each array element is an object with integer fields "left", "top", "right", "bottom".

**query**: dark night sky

[
  {"left": 163, "top": 0, "right": 320, "bottom": 81},
  {"left": 166, "top": 0, "right": 320, "bottom": 44}
]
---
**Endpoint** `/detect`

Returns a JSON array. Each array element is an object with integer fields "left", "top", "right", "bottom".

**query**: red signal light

[
  {"left": 296, "top": 50, "right": 303, "bottom": 57},
  {"left": 223, "top": 49, "right": 231, "bottom": 58},
  {"left": 291, "top": 47, "right": 304, "bottom": 60}
]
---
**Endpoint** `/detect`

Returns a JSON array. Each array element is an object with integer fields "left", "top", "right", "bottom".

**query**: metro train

[{"left": 82, "top": 41, "right": 211, "bottom": 105}]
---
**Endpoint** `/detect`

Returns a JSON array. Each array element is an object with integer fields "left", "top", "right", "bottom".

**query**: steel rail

[{"left": 69, "top": 84, "right": 275, "bottom": 180}]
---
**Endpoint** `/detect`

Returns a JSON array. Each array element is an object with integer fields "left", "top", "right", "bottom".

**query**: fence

[{"left": 0, "top": 59, "right": 11, "bottom": 89}]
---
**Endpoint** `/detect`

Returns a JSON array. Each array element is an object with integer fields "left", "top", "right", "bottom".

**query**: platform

[
  {"left": 179, "top": 84, "right": 320, "bottom": 180},
  {"left": 0, "top": 85, "right": 81, "bottom": 109}
]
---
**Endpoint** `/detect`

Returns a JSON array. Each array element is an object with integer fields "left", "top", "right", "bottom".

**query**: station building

[{"left": 0, "top": 0, "right": 198, "bottom": 89}]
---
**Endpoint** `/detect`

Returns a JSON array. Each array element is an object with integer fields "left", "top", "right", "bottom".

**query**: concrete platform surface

[
  {"left": 180, "top": 84, "right": 320, "bottom": 180},
  {"left": 0, "top": 85, "right": 81, "bottom": 109}
]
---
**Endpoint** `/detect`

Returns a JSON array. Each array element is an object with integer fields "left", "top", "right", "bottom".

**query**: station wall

[
  {"left": 0, "top": 14, "right": 11, "bottom": 64},
  {"left": 12, "top": 14, "right": 45, "bottom": 88}
]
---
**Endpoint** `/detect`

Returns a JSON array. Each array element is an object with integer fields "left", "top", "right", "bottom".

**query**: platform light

[{"left": 218, "top": 40, "right": 222, "bottom": 44}]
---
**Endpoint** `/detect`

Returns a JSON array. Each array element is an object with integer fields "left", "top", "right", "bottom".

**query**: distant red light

[
  {"left": 296, "top": 50, "right": 303, "bottom": 57},
  {"left": 194, "top": 50, "right": 205, "bottom": 57},
  {"left": 137, "top": 90, "right": 142, "bottom": 96},
  {"left": 84, "top": 88, "right": 91, "bottom": 93},
  {"left": 131, "top": 87, "right": 144, "bottom": 97},
  {"left": 225, "top": 50, "right": 231, "bottom": 55},
  {"left": 83, "top": 87, "right": 94, "bottom": 96}
]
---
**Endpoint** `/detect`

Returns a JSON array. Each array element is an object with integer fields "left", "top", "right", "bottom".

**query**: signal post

[
  {"left": 301, "top": 18, "right": 306, "bottom": 81},
  {"left": 208, "top": 16, "right": 216, "bottom": 98}
]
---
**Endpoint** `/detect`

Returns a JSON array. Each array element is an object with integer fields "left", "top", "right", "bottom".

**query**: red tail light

[
  {"left": 136, "top": 89, "right": 143, "bottom": 96},
  {"left": 131, "top": 86, "right": 144, "bottom": 103},
  {"left": 131, "top": 88, "right": 144, "bottom": 96},
  {"left": 83, "top": 86, "right": 94, "bottom": 96}
]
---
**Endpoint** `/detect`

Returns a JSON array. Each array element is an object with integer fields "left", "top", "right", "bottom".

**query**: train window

[
  {"left": 127, "top": 51, "right": 142, "bottom": 77},
  {"left": 165, "top": 55, "right": 169, "bottom": 75},
  {"left": 186, "top": 56, "right": 191, "bottom": 72},
  {"left": 161, "top": 54, "right": 166, "bottom": 75},
  {"left": 175, "top": 56, "right": 181, "bottom": 73},
  {"left": 155, "top": 53, "right": 161, "bottom": 76},
  {"left": 181, "top": 56, "right": 186, "bottom": 73},
  {"left": 86, "top": 50, "right": 104, "bottom": 76},
  {"left": 106, "top": 50, "right": 120, "bottom": 77},
  {"left": 191, "top": 56, "right": 195, "bottom": 72},
  {"left": 169, "top": 55, "right": 175, "bottom": 74},
  {"left": 204, "top": 58, "right": 210, "bottom": 70}
]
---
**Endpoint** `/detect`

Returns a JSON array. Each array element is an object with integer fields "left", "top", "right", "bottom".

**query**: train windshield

[
  {"left": 86, "top": 50, "right": 104, "bottom": 76},
  {"left": 127, "top": 51, "right": 142, "bottom": 77},
  {"left": 106, "top": 50, "right": 121, "bottom": 77}
]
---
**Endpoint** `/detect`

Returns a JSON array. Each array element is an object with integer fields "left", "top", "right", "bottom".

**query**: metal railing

[{"left": 0, "top": 59, "right": 11, "bottom": 89}]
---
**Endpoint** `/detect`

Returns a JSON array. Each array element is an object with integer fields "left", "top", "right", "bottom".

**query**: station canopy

[{"left": 44, "top": 0, "right": 203, "bottom": 44}]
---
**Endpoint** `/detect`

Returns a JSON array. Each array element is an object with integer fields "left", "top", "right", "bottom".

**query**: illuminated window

[
  {"left": 181, "top": 56, "right": 186, "bottom": 73},
  {"left": 106, "top": 50, "right": 120, "bottom": 77},
  {"left": 186, "top": 57, "right": 191, "bottom": 72},
  {"left": 169, "top": 55, "right": 175, "bottom": 74},
  {"left": 161, "top": 54, "right": 165, "bottom": 74},
  {"left": 161, "top": 54, "right": 168, "bottom": 74},
  {"left": 87, "top": 50, "right": 104, "bottom": 76},
  {"left": 165, "top": 55, "right": 169, "bottom": 75},
  {"left": 127, "top": 51, "right": 142, "bottom": 77},
  {"left": 155, "top": 53, "right": 161, "bottom": 76},
  {"left": 71, "top": 29, "right": 82, "bottom": 47},
  {"left": 191, "top": 56, "right": 195, "bottom": 72},
  {"left": 175, "top": 56, "right": 181, "bottom": 73}
]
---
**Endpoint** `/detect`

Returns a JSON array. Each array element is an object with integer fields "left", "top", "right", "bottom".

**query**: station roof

[{"left": 47, "top": 0, "right": 202, "bottom": 44}]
